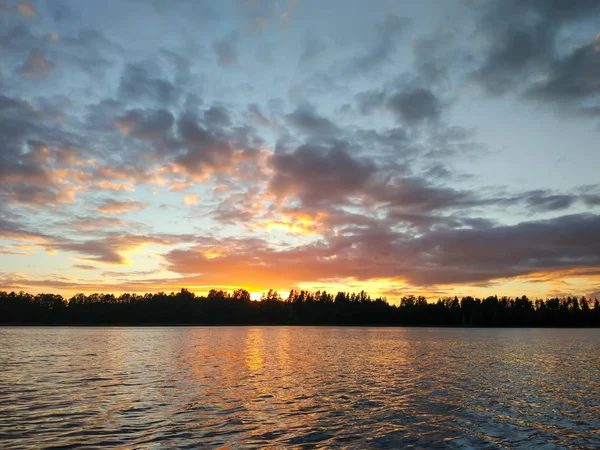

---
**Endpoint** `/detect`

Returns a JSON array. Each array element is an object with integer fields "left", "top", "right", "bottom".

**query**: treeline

[{"left": 0, "top": 289, "right": 599, "bottom": 327}]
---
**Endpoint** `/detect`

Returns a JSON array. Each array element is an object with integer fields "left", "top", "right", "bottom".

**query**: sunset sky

[{"left": 1, "top": 0, "right": 600, "bottom": 301}]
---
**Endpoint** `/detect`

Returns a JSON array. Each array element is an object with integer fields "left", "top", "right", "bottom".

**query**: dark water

[{"left": 1, "top": 327, "right": 599, "bottom": 449}]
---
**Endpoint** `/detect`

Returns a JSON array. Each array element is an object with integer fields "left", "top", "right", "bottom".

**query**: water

[{"left": 0, "top": 327, "right": 599, "bottom": 449}]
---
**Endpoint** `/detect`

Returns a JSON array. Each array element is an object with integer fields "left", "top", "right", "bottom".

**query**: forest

[{"left": 1, "top": 288, "right": 599, "bottom": 327}]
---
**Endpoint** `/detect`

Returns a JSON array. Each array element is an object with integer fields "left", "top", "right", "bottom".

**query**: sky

[{"left": 1, "top": 0, "right": 600, "bottom": 302}]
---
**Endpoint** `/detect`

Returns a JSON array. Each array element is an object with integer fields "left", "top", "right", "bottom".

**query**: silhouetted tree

[{"left": 0, "top": 290, "right": 597, "bottom": 327}]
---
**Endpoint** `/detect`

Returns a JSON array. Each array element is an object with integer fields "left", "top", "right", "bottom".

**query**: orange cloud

[
  {"left": 18, "top": 2, "right": 34, "bottom": 16},
  {"left": 58, "top": 235, "right": 177, "bottom": 266},
  {"left": 63, "top": 216, "right": 130, "bottom": 231},
  {"left": 182, "top": 193, "right": 200, "bottom": 206},
  {"left": 113, "top": 116, "right": 135, "bottom": 135},
  {"left": 94, "top": 181, "right": 135, "bottom": 192},
  {"left": 256, "top": 210, "right": 329, "bottom": 236},
  {"left": 95, "top": 199, "right": 148, "bottom": 214}
]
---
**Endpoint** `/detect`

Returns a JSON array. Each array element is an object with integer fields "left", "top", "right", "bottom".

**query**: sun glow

[{"left": 258, "top": 211, "right": 328, "bottom": 236}]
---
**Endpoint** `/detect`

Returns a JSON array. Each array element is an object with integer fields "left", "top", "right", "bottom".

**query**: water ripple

[{"left": 1, "top": 327, "right": 599, "bottom": 449}]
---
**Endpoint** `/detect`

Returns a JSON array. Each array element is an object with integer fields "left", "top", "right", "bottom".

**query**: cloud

[
  {"left": 526, "top": 42, "right": 600, "bottom": 105},
  {"left": 300, "top": 38, "right": 326, "bottom": 64},
  {"left": 3, "top": 183, "right": 71, "bottom": 206},
  {"left": 54, "top": 232, "right": 191, "bottom": 266},
  {"left": 119, "top": 62, "right": 179, "bottom": 104},
  {"left": 173, "top": 109, "right": 263, "bottom": 179},
  {"left": 357, "top": 86, "right": 444, "bottom": 124},
  {"left": 470, "top": 0, "right": 600, "bottom": 114},
  {"left": 269, "top": 143, "right": 376, "bottom": 207},
  {"left": 402, "top": 213, "right": 600, "bottom": 286},
  {"left": 387, "top": 88, "right": 442, "bottom": 124},
  {"left": 60, "top": 216, "right": 131, "bottom": 232},
  {"left": 521, "top": 190, "right": 576, "bottom": 212},
  {"left": 95, "top": 199, "right": 148, "bottom": 214},
  {"left": 203, "top": 106, "right": 231, "bottom": 128},
  {"left": 21, "top": 49, "right": 53, "bottom": 78},
  {"left": 285, "top": 104, "right": 340, "bottom": 138},
  {"left": 182, "top": 193, "right": 200, "bottom": 206},
  {"left": 211, "top": 187, "right": 267, "bottom": 225},
  {"left": 255, "top": 208, "right": 330, "bottom": 236},
  {"left": 164, "top": 213, "right": 600, "bottom": 289},
  {"left": 18, "top": 2, "right": 35, "bottom": 16},
  {"left": 213, "top": 31, "right": 240, "bottom": 67},
  {"left": 175, "top": 111, "right": 235, "bottom": 174},
  {"left": 73, "top": 264, "right": 98, "bottom": 270},
  {"left": 0, "top": 217, "right": 51, "bottom": 244},
  {"left": 366, "top": 176, "right": 479, "bottom": 212},
  {"left": 0, "top": 0, "right": 598, "bottom": 300},
  {"left": 113, "top": 108, "right": 174, "bottom": 140}
]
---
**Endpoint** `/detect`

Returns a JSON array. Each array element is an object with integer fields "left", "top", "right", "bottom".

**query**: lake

[{"left": 0, "top": 327, "right": 599, "bottom": 449}]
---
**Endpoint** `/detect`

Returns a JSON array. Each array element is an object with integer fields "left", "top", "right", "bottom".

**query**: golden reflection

[
  {"left": 275, "top": 328, "right": 292, "bottom": 370},
  {"left": 244, "top": 328, "right": 265, "bottom": 373}
]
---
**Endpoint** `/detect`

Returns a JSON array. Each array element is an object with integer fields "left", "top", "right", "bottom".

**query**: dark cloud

[
  {"left": 355, "top": 89, "right": 386, "bottom": 115},
  {"left": 354, "top": 127, "right": 411, "bottom": 157},
  {"left": 1, "top": 21, "right": 120, "bottom": 87},
  {"left": 203, "top": 106, "right": 231, "bottom": 128},
  {"left": 20, "top": 48, "right": 53, "bottom": 78},
  {"left": 58, "top": 29, "right": 123, "bottom": 76},
  {"left": 495, "top": 188, "right": 600, "bottom": 213},
  {"left": 356, "top": 86, "right": 444, "bottom": 125},
  {"left": 119, "top": 62, "right": 179, "bottom": 104},
  {"left": 387, "top": 88, "right": 442, "bottom": 124},
  {"left": 473, "top": 26, "right": 554, "bottom": 95},
  {"left": 213, "top": 31, "right": 239, "bottom": 67},
  {"left": 270, "top": 143, "right": 376, "bottom": 207},
  {"left": 403, "top": 213, "right": 600, "bottom": 285},
  {"left": 175, "top": 111, "right": 235, "bottom": 175},
  {"left": 285, "top": 104, "right": 340, "bottom": 138},
  {"left": 47, "top": 0, "right": 77, "bottom": 23},
  {"left": 0, "top": 23, "right": 35, "bottom": 52},
  {"left": 3, "top": 183, "right": 64, "bottom": 206},
  {"left": 173, "top": 108, "right": 262, "bottom": 178},
  {"left": 583, "top": 194, "right": 600, "bottom": 207},
  {"left": 526, "top": 42, "right": 600, "bottom": 104},
  {"left": 0, "top": 95, "right": 81, "bottom": 206},
  {"left": 114, "top": 108, "right": 175, "bottom": 140},
  {"left": 471, "top": 0, "right": 600, "bottom": 113},
  {"left": 300, "top": 38, "right": 326, "bottom": 64},
  {"left": 366, "top": 176, "right": 478, "bottom": 212},
  {"left": 521, "top": 190, "right": 576, "bottom": 212},
  {"left": 423, "top": 164, "right": 452, "bottom": 180}
]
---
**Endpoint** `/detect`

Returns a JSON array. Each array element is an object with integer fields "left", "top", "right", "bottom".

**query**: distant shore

[{"left": 2, "top": 288, "right": 599, "bottom": 327}]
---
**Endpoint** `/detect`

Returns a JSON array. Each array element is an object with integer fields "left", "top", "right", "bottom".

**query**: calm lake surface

[{"left": 1, "top": 327, "right": 599, "bottom": 449}]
